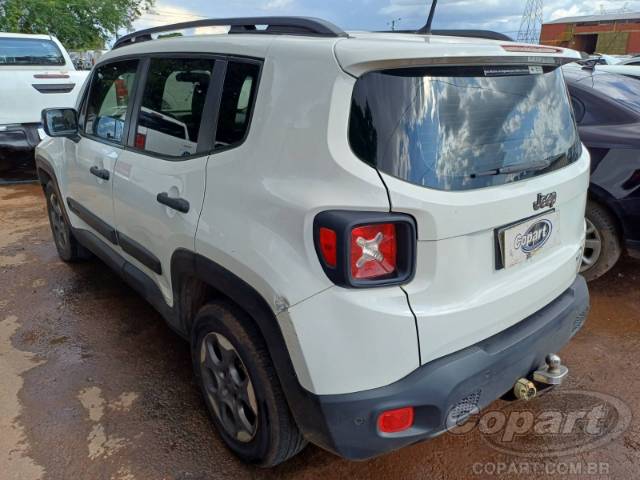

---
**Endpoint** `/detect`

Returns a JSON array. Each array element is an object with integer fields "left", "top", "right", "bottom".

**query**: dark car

[{"left": 563, "top": 64, "right": 640, "bottom": 280}]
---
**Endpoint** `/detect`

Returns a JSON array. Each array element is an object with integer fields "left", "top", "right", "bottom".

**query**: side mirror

[{"left": 42, "top": 108, "right": 79, "bottom": 137}]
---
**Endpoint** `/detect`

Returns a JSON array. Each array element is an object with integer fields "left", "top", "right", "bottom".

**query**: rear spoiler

[{"left": 335, "top": 41, "right": 582, "bottom": 77}]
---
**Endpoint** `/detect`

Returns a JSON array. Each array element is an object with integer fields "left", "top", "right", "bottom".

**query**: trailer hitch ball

[{"left": 513, "top": 378, "right": 537, "bottom": 401}]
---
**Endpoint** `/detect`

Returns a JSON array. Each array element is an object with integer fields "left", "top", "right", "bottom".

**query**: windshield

[
  {"left": 0, "top": 38, "right": 65, "bottom": 66},
  {"left": 349, "top": 66, "right": 581, "bottom": 191}
]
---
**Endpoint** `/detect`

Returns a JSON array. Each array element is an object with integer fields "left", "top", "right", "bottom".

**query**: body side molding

[
  {"left": 66, "top": 197, "right": 118, "bottom": 244},
  {"left": 117, "top": 231, "right": 162, "bottom": 274}
]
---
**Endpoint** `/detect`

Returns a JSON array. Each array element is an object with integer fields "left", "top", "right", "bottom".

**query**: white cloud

[{"left": 264, "top": 0, "right": 296, "bottom": 10}]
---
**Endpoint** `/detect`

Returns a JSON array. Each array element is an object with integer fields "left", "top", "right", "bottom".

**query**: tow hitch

[
  {"left": 512, "top": 354, "right": 569, "bottom": 401},
  {"left": 533, "top": 354, "right": 568, "bottom": 385}
]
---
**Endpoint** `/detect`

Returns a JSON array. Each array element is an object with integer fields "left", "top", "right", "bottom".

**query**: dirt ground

[{"left": 0, "top": 181, "right": 639, "bottom": 480}]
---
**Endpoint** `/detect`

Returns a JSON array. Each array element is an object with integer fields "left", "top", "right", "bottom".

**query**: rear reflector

[
  {"left": 318, "top": 227, "right": 337, "bottom": 267},
  {"left": 350, "top": 223, "right": 397, "bottom": 280},
  {"left": 378, "top": 407, "right": 414, "bottom": 433}
]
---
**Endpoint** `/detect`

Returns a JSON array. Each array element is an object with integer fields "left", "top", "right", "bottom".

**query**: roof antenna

[{"left": 418, "top": 0, "right": 438, "bottom": 34}]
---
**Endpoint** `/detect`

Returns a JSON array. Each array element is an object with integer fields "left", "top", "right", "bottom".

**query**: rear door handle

[
  {"left": 90, "top": 165, "right": 110, "bottom": 181},
  {"left": 157, "top": 192, "right": 190, "bottom": 213}
]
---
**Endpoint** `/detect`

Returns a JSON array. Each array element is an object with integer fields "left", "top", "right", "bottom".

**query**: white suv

[{"left": 36, "top": 17, "right": 590, "bottom": 466}]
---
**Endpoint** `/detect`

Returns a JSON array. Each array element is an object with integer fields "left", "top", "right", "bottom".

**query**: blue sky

[{"left": 131, "top": 0, "right": 640, "bottom": 38}]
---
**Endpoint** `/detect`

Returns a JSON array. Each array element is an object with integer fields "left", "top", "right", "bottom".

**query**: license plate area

[{"left": 495, "top": 210, "right": 559, "bottom": 270}]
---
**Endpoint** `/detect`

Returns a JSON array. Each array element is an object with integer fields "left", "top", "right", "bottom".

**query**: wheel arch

[
  {"left": 169, "top": 248, "right": 331, "bottom": 447},
  {"left": 587, "top": 184, "right": 624, "bottom": 239}
]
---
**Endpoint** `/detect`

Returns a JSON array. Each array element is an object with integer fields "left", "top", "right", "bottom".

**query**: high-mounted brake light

[
  {"left": 313, "top": 211, "right": 416, "bottom": 288},
  {"left": 350, "top": 224, "right": 397, "bottom": 279},
  {"left": 501, "top": 44, "right": 562, "bottom": 54},
  {"left": 378, "top": 407, "right": 414, "bottom": 433}
]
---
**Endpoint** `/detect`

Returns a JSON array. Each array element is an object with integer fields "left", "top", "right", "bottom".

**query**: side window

[
  {"left": 215, "top": 61, "right": 260, "bottom": 149},
  {"left": 134, "top": 58, "right": 215, "bottom": 157},
  {"left": 84, "top": 60, "right": 138, "bottom": 143}
]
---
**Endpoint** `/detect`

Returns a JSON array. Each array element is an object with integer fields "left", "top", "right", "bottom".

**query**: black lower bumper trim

[
  {"left": 0, "top": 124, "right": 41, "bottom": 166},
  {"left": 295, "top": 276, "right": 590, "bottom": 460}
]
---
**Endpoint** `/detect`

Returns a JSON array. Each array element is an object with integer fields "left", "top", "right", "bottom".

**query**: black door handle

[
  {"left": 157, "top": 192, "right": 190, "bottom": 213},
  {"left": 90, "top": 165, "right": 110, "bottom": 181}
]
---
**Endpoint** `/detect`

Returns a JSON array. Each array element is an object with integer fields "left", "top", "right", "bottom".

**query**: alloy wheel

[
  {"left": 581, "top": 217, "right": 602, "bottom": 273},
  {"left": 200, "top": 332, "right": 258, "bottom": 442},
  {"left": 48, "top": 192, "right": 68, "bottom": 250}
]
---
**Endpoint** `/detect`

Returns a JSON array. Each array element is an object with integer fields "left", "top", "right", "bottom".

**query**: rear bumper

[
  {"left": 297, "top": 276, "right": 589, "bottom": 460},
  {"left": 0, "top": 124, "right": 41, "bottom": 162}
]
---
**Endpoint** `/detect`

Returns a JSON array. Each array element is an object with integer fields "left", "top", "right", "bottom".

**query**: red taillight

[
  {"left": 378, "top": 407, "right": 414, "bottom": 433},
  {"left": 135, "top": 132, "right": 146, "bottom": 149},
  {"left": 318, "top": 227, "right": 337, "bottom": 267},
  {"left": 350, "top": 223, "right": 397, "bottom": 279}
]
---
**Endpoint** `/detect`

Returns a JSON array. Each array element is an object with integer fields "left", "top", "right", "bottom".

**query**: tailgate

[
  {"left": 389, "top": 151, "right": 589, "bottom": 365},
  {"left": 344, "top": 55, "right": 590, "bottom": 366},
  {"left": 0, "top": 70, "right": 87, "bottom": 125}
]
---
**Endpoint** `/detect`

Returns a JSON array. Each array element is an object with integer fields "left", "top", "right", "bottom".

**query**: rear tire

[
  {"left": 44, "top": 181, "right": 90, "bottom": 262},
  {"left": 581, "top": 200, "right": 621, "bottom": 282},
  {"left": 191, "top": 301, "right": 306, "bottom": 467}
]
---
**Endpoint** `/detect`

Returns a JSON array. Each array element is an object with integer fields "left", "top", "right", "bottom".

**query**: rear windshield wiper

[{"left": 470, "top": 156, "right": 561, "bottom": 178}]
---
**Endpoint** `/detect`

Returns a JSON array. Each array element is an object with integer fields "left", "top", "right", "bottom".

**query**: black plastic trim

[
  {"left": 0, "top": 124, "right": 41, "bottom": 153},
  {"left": 117, "top": 231, "right": 162, "bottom": 274},
  {"left": 169, "top": 249, "right": 334, "bottom": 448},
  {"left": 66, "top": 197, "right": 118, "bottom": 245},
  {"left": 113, "top": 17, "right": 348, "bottom": 48},
  {"left": 308, "top": 276, "right": 589, "bottom": 460},
  {"left": 313, "top": 210, "right": 417, "bottom": 288},
  {"left": 156, "top": 192, "right": 190, "bottom": 213},
  {"left": 32, "top": 83, "right": 75, "bottom": 94}
]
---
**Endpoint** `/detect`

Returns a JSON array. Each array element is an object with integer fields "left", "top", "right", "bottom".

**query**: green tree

[{"left": 0, "top": 0, "right": 154, "bottom": 50}]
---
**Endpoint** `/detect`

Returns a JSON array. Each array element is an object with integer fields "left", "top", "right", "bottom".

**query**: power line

[{"left": 517, "top": 0, "right": 543, "bottom": 43}]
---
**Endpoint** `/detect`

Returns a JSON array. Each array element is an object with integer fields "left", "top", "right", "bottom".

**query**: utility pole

[
  {"left": 517, "top": 0, "right": 544, "bottom": 44},
  {"left": 387, "top": 17, "right": 402, "bottom": 31}
]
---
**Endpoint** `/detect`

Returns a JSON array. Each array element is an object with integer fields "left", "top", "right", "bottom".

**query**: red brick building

[{"left": 540, "top": 13, "right": 640, "bottom": 55}]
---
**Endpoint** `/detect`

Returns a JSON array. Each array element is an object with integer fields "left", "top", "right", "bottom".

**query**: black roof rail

[
  {"left": 380, "top": 29, "right": 513, "bottom": 42},
  {"left": 113, "top": 16, "right": 348, "bottom": 49}
]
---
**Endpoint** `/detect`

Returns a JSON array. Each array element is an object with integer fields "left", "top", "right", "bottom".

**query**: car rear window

[
  {"left": 0, "top": 38, "right": 65, "bottom": 66},
  {"left": 349, "top": 66, "right": 581, "bottom": 191}
]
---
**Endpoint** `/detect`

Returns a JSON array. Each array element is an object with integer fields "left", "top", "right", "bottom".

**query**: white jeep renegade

[{"left": 36, "top": 17, "right": 590, "bottom": 466}]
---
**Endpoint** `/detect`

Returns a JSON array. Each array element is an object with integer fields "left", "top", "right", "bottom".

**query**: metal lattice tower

[{"left": 517, "top": 0, "right": 543, "bottom": 44}]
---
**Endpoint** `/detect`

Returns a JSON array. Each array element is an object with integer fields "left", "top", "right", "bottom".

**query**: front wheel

[
  {"left": 191, "top": 301, "right": 306, "bottom": 467},
  {"left": 44, "top": 181, "right": 90, "bottom": 262},
  {"left": 580, "top": 201, "right": 621, "bottom": 281}
]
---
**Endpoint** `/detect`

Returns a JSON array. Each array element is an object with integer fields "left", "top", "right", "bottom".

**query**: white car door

[
  {"left": 63, "top": 59, "right": 140, "bottom": 244},
  {"left": 112, "top": 57, "right": 224, "bottom": 304}
]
